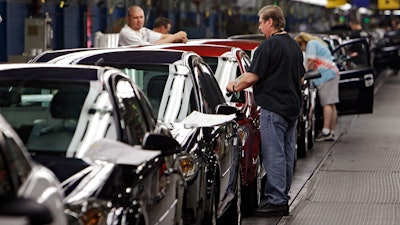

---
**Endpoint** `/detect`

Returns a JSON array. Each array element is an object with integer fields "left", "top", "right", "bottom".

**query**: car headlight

[
  {"left": 80, "top": 207, "right": 106, "bottom": 225},
  {"left": 65, "top": 199, "right": 109, "bottom": 225},
  {"left": 178, "top": 153, "right": 198, "bottom": 181}
]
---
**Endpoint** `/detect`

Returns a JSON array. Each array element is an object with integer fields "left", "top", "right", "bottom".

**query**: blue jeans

[{"left": 260, "top": 108, "right": 297, "bottom": 205}]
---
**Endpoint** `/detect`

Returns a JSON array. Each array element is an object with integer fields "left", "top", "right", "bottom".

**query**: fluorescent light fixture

[
  {"left": 339, "top": 3, "right": 352, "bottom": 10},
  {"left": 294, "top": 0, "right": 351, "bottom": 9},
  {"left": 293, "top": 0, "right": 327, "bottom": 6},
  {"left": 358, "top": 7, "right": 368, "bottom": 14}
]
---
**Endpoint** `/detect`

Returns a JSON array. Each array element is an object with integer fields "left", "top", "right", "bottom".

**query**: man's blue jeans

[{"left": 260, "top": 108, "right": 297, "bottom": 205}]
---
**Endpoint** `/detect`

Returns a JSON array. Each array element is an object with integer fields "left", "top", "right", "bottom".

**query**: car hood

[
  {"left": 62, "top": 139, "right": 162, "bottom": 203},
  {"left": 167, "top": 111, "right": 236, "bottom": 144},
  {"left": 82, "top": 139, "right": 161, "bottom": 165}
]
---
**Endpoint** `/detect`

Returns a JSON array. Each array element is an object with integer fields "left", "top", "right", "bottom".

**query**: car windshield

[
  {"left": 204, "top": 57, "right": 237, "bottom": 90},
  {"left": 122, "top": 64, "right": 194, "bottom": 123},
  {"left": 333, "top": 40, "right": 370, "bottom": 71},
  {"left": 0, "top": 79, "right": 91, "bottom": 155},
  {"left": 202, "top": 55, "right": 248, "bottom": 103}
]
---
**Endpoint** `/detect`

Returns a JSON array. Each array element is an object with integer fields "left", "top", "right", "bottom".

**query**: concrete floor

[{"left": 242, "top": 114, "right": 353, "bottom": 225}]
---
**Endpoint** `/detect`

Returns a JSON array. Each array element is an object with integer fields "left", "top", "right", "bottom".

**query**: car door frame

[
  {"left": 104, "top": 70, "right": 155, "bottom": 145},
  {"left": 333, "top": 37, "right": 374, "bottom": 115},
  {"left": 188, "top": 53, "right": 241, "bottom": 220},
  {"left": 104, "top": 70, "right": 184, "bottom": 225}
]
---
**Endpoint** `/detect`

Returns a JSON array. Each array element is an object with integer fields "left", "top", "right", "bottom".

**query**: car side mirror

[
  {"left": 304, "top": 70, "right": 321, "bottom": 80},
  {"left": 142, "top": 133, "right": 181, "bottom": 155},
  {"left": 215, "top": 104, "right": 243, "bottom": 121},
  {"left": 0, "top": 197, "right": 53, "bottom": 225}
]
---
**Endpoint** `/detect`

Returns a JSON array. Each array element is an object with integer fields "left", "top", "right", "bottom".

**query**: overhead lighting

[
  {"left": 358, "top": 7, "right": 368, "bottom": 14},
  {"left": 293, "top": 0, "right": 327, "bottom": 6},
  {"left": 339, "top": 3, "right": 352, "bottom": 10},
  {"left": 383, "top": 10, "right": 391, "bottom": 15},
  {"left": 358, "top": 7, "right": 374, "bottom": 15},
  {"left": 294, "top": 0, "right": 353, "bottom": 11}
]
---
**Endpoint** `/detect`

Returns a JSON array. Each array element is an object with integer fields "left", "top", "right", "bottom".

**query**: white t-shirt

[{"left": 118, "top": 24, "right": 162, "bottom": 46}]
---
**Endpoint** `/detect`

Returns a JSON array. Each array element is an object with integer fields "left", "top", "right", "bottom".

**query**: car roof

[
  {"left": 188, "top": 39, "right": 260, "bottom": 50},
  {"left": 227, "top": 33, "right": 265, "bottom": 42},
  {"left": 49, "top": 48, "right": 196, "bottom": 66},
  {"left": 29, "top": 45, "right": 150, "bottom": 63},
  {"left": 0, "top": 63, "right": 105, "bottom": 81},
  {"left": 29, "top": 48, "right": 99, "bottom": 63},
  {"left": 142, "top": 43, "right": 235, "bottom": 57}
]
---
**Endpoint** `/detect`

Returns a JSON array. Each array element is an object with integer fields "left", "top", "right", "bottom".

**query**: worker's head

[
  {"left": 126, "top": 5, "right": 145, "bottom": 31},
  {"left": 153, "top": 17, "right": 172, "bottom": 34},
  {"left": 257, "top": 5, "right": 285, "bottom": 37},
  {"left": 349, "top": 19, "right": 362, "bottom": 31},
  {"left": 294, "top": 32, "right": 328, "bottom": 52}
]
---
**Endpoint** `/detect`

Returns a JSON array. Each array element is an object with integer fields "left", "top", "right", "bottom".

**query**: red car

[
  {"left": 145, "top": 43, "right": 263, "bottom": 215},
  {"left": 188, "top": 39, "right": 317, "bottom": 157},
  {"left": 188, "top": 39, "right": 260, "bottom": 59}
]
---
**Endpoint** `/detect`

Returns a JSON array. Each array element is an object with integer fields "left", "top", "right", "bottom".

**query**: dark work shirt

[{"left": 249, "top": 33, "right": 305, "bottom": 122}]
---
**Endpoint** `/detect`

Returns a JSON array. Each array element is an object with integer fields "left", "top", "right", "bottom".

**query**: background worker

[
  {"left": 295, "top": 32, "right": 339, "bottom": 142},
  {"left": 118, "top": 5, "right": 187, "bottom": 46},
  {"left": 153, "top": 16, "right": 172, "bottom": 34}
]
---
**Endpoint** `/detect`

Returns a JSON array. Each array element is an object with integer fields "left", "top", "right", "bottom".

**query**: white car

[{"left": 0, "top": 115, "right": 67, "bottom": 225}]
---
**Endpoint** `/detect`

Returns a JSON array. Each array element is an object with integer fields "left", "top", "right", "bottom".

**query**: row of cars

[
  {"left": 0, "top": 42, "right": 249, "bottom": 225},
  {"left": 293, "top": 28, "right": 400, "bottom": 79},
  {"left": 227, "top": 34, "right": 375, "bottom": 156},
  {"left": 0, "top": 37, "right": 374, "bottom": 225},
  {"left": 371, "top": 29, "right": 400, "bottom": 75}
]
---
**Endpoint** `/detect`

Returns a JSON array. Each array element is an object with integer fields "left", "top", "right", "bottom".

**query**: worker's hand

[
  {"left": 173, "top": 31, "right": 188, "bottom": 43},
  {"left": 226, "top": 81, "right": 236, "bottom": 93},
  {"left": 226, "top": 81, "right": 237, "bottom": 97}
]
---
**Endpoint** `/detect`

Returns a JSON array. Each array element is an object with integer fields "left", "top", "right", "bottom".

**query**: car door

[
  {"left": 333, "top": 38, "right": 374, "bottom": 115},
  {"left": 105, "top": 72, "right": 154, "bottom": 145},
  {"left": 235, "top": 48, "right": 252, "bottom": 73},
  {"left": 190, "top": 56, "right": 240, "bottom": 210},
  {"left": 106, "top": 72, "right": 183, "bottom": 225}
]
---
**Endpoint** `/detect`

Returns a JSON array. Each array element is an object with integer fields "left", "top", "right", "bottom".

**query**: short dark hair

[{"left": 153, "top": 17, "right": 171, "bottom": 29}]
